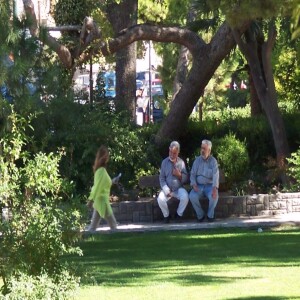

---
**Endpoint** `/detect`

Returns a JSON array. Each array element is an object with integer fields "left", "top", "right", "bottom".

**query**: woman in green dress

[{"left": 87, "top": 145, "right": 117, "bottom": 231}]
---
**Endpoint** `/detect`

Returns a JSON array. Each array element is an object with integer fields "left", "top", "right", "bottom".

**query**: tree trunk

[
  {"left": 233, "top": 23, "right": 290, "bottom": 177},
  {"left": 105, "top": 0, "right": 137, "bottom": 119},
  {"left": 246, "top": 64, "right": 263, "bottom": 116},
  {"left": 172, "top": 45, "right": 189, "bottom": 101},
  {"left": 155, "top": 23, "right": 241, "bottom": 147}
]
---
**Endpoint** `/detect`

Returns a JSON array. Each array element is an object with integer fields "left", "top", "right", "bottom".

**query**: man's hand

[
  {"left": 212, "top": 187, "right": 218, "bottom": 199},
  {"left": 172, "top": 167, "right": 182, "bottom": 179},
  {"left": 167, "top": 192, "right": 174, "bottom": 198},
  {"left": 193, "top": 184, "right": 199, "bottom": 192}
]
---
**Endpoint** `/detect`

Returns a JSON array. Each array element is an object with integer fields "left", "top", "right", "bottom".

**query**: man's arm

[{"left": 159, "top": 160, "right": 171, "bottom": 196}]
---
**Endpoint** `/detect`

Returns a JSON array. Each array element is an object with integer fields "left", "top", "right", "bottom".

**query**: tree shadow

[
  {"left": 225, "top": 297, "right": 300, "bottom": 300},
  {"left": 66, "top": 228, "right": 300, "bottom": 287}
]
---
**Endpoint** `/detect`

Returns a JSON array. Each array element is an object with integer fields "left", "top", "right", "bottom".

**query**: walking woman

[{"left": 87, "top": 145, "right": 118, "bottom": 232}]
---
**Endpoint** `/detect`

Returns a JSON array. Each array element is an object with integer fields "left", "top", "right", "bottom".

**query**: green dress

[{"left": 88, "top": 167, "right": 113, "bottom": 218}]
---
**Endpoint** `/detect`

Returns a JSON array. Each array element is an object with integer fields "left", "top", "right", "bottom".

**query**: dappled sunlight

[{"left": 66, "top": 228, "right": 300, "bottom": 292}]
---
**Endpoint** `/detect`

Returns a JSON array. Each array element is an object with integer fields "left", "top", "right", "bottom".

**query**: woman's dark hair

[{"left": 93, "top": 145, "right": 109, "bottom": 173}]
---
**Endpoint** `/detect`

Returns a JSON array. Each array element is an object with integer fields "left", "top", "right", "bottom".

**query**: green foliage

[
  {"left": 291, "top": 2, "right": 300, "bottom": 39},
  {"left": 213, "top": 133, "right": 250, "bottom": 187},
  {"left": 274, "top": 43, "right": 300, "bottom": 110},
  {"left": 54, "top": 0, "right": 96, "bottom": 26},
  {"left": 30, "top": 99, "right": 161, "bottom": 192},
  {"left": 0, "top": 271, "right": 79, "bottom": 300},
  {"left": 286, "top": 147, "right": 300, "bottom": 191},
  {"left": 0, "top": 109, "right": 82, "bottom": 294}
]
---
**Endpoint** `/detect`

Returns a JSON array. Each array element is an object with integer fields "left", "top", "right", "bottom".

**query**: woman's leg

[
  {"left": 87, "top": 209, "right": 101, "bottom": 231},
  {"left": 105, "top": 213, "right": 118, "bottom": 230}
]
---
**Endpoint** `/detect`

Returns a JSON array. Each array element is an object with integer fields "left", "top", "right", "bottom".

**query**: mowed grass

[{"left": 67, "top": 226, "right": 300, "bottom": 300}]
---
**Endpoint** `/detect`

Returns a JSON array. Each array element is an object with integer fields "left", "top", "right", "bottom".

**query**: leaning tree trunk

[
  {"left": 155, "top": 22, "right": 246, "bottom": 147},
  {"left": 106, "top": 0, "right": 137, "bottom": 119},
  {"left": 172, "top": 4, "right": 196, "bottom": 102},
  {"left": 172, "top": 45, "right": 189, "bottom": 101},
  {"left": 233, "top": 23, "right": 290, "bottom": 178}
]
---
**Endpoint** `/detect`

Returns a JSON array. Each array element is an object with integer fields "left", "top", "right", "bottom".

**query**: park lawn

[{"left": 68, "top": 226, "right": 300, "bottom": 300}]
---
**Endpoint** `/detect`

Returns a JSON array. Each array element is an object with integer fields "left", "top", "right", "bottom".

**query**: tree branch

[
  {"left": 45, "top": 26, "right": 82, "bottom": 31},
  {"left": 265, "top": 20, "right": 277, "bottom": 57},
  {"left": 231, "top": 28, "right": 249, "bottom": 56},
  {"left": 78, "top": 24, "right": 207, "bottom": 65},
  {"left": 23, "top": 0, "right": 73, "bottom": 68}
]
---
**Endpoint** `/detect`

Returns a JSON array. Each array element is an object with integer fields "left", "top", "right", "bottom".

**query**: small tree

[
  {"left": 286, "top": 148, "right": 300, "bottom": 192},
  {"left": 213, "top": 133, "right": 250, "bottom": 189},
  {"left": 0, "top": 108, "right": 82, "bottom": 296}
]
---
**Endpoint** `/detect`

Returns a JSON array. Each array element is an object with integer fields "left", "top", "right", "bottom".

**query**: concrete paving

[{"left": 84, "top": 212, "right": 300, "bottom": 234}]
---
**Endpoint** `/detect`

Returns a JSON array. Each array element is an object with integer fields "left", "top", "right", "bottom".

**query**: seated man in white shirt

[{"left": 157, "top": 141, "right": 189, "bottom": 223}]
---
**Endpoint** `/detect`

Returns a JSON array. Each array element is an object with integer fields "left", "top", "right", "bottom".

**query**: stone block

[
  {"left": 140, "top": 216, "right": 152, "bottom": 222},
  {"left": 247, "top": 205, "right": 256, "bottom": 216},
  {"left": 277, "top": 201, "right": 287, "bottom": 209},
  {"left": 119, "top": 202, "right": 128, "bottom": 214},
  {"left": 132, "top": 211, "right": 140, "bottom": 223},
  {"left": 255, "top": 204, "right": 265, "bottom": 213},
  {"left": 269, "top": 202, "right": 279, "bottom": 210},
  {"left": 293, "top": 199, "right": 300, "bottom": 205},
  {"left": 271, "top": 210, "right": 287, "bottom": 215},
  {"left": 222, "top": 205, "right": 229, "bottom": 218},
  {"left": 145, "top": 202, "right": 153, "bottom": 215},
  {"left": 126, "top": 202, "right": 136, "bottom": 212},
  {"left": 257, "top": 210, "right": 271, "bottom": 216},
  {"left": 269, "top": 194, "right": 277, "bottom": 202},
  {"left": 256, "top": 194, "right": 265, "bottom": 204},
  {"left": 263, "top": 196, "right": 270, "bottom": 210},
  {"left": 224, "top": 198, "right": 233, "bottom": 205},
  {"left": 117, "top": 214, "right": 131, "bottom": 222},
  {"left": 247, "top": 198, "right": 258, "bottom": 205}
]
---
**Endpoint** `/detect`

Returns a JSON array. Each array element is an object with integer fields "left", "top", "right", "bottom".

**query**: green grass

[{"left": 67, "top": 226, "right": 300, "bottom": 300}]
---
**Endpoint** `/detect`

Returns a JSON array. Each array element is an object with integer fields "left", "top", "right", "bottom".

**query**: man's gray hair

[
  {"left": 169, "top": 141, "right": 180, "bottom": 152},
  {"left": 202, "top": 139, "right": 212, "bottom": 150}
]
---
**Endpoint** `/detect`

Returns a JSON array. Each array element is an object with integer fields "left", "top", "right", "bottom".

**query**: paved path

[{"left": 84, "top": 213, "right": 300, "bottom": 234}]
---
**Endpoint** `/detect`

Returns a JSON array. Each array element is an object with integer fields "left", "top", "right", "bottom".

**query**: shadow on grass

[
  {"left": 66, "top": 227, "right": 300, "bottom": 287},
  {"left": 225, "top": 297, "right": 300, "bottom": 300}
]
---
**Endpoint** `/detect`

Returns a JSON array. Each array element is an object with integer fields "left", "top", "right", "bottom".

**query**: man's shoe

[
  {"left": 164, "top": 216, "right": 170, "bottom": 224},
  {"left": 174, "top": 212, "right": 183, "bottom": 223},
  {"left": 198, "top": 216, "right": 205, "bottom": 223},
  {"left": 207, "top": 217, "right": 214, "bottom": 222}
]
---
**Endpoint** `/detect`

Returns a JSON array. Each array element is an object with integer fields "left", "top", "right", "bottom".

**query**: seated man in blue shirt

[
  {"left": 157, "top": 141, "right": 189, "bottom": 223},
  {"left": 189, "top": 139, "right": 219, "bottom": 222}
]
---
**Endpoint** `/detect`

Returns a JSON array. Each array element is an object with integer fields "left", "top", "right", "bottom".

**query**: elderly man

[
  {"left": 189, "top": 139, "right": 219, "bottom": 222},
  {"left": 157, "top": 141, "right": 189, "bottom": 223}
]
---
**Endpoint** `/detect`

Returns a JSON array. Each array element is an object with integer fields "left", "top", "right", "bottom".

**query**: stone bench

[{"left": 138, "top": 173, "right": 226, "bottom": 220}]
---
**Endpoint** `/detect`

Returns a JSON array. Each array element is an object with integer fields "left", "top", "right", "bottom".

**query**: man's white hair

[
  {"left": 202, "top": 139, "right": 212, "bottom": 150},
  {"left": 169, "top": 141, "right": 180, "bottom": 152}
]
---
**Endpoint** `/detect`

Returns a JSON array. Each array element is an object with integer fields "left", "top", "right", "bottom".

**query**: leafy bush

[
  {"left": 0, "top": 271, "right": 79, "bottom": 300},
  {"left": 0, "top": 108, "right": 82, "bottom": 294},
  {"left": 286, "top": 148, "right": 300, "bottom": 192},
  {"left": 213, "top": 133, "right": 250, "bottom": 188}
]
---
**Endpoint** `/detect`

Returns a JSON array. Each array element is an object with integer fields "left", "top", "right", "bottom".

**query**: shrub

[
  {"left": 213, "top": 133, "right": 250, "bottom": 189},
  {"left": 0, "top": 271, "right": 79, "bottom": 300},
  {"left": 286, "top": 148, "right": 300, "bottom": 192},
  {"left": 0, "top": 108, "right": 82, "bottom": 294}
]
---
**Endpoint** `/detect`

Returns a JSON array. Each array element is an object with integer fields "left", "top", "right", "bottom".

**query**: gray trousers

[{"left": 88, "top": 209, "right": 117, "bottom": 231}]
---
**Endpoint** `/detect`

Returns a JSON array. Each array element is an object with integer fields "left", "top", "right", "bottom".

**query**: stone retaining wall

[{"left": 111, "top": 192, "right": 300, "bottom": 223}]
